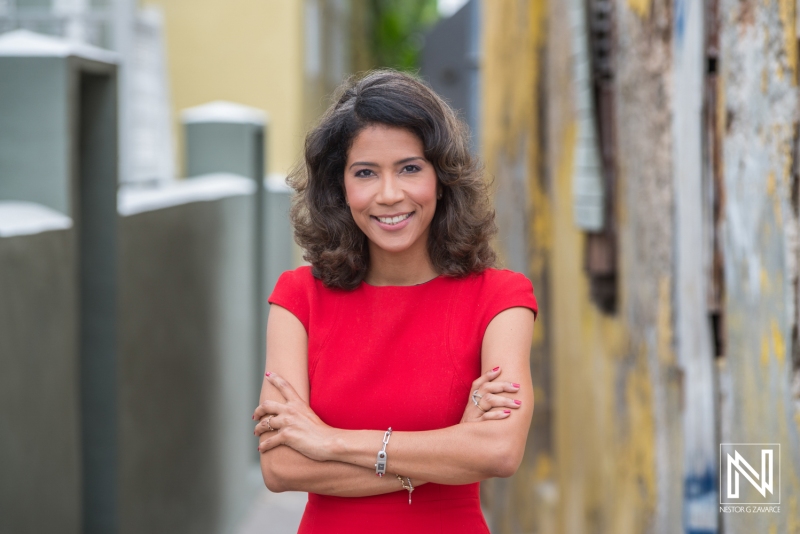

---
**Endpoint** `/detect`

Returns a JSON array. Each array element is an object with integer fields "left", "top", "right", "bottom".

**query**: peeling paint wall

[
  {"left": 717, "top": 1, "right": 800, "bottom": 532},
  {"left": 480, "top": 0, "right": 800, "bottom": 532},
  {"left": 480, "top": 2, "right": 555, "bottom": 532},
  {"left": 482, "top": 0, "right": 674, "bottom": 531}
]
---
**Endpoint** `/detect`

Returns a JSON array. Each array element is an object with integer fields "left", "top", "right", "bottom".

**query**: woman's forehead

[{"left": 347, "top": 125, "right": 424, "bottom": 162}]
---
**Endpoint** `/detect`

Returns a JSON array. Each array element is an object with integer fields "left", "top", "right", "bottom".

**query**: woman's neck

[{"left": 365, "top": 240, "right": 438, "bottom": 287}]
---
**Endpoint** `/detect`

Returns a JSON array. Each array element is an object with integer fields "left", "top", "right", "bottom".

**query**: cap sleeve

[
  {"left": 478, "top": 270, "right": 539, "bottom": 340},
  {"left": 267, "top": 269, "right": 311, "bottom": 333}
]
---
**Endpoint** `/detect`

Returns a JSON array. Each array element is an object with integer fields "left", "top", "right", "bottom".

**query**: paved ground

[
  {"left": 234, "top": 488, "right": 306, "bottom": 534},
  {"left": 233, "top": 467, "right": 306, "bottom": 534}
]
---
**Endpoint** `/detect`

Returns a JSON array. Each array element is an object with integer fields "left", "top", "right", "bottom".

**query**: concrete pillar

[
  {"left": 0, "top": 29, "right": 120, "bottom": 534},
  {"left": 182, "top": 100, "right": 266, "bottom": 181},
  {"left": 265, "top": 173, "right": 295, "bottom": 297},
  {"left": 181, "top": 100, "right": 270, "bottom": 416}
]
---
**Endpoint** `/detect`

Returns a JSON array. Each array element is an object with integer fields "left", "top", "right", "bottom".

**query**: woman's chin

[{"left": 368, "top": 235, "right": 417, "bottom": 255}]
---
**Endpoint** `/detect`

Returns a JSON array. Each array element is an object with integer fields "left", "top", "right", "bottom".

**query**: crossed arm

[{"left": 256, "top": 303, "right": 535, "bottom": 496}]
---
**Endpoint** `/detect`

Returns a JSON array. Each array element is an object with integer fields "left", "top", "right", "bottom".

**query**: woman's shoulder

[
  {"left": 273, "top": 264, "right": 350, "bottom": 299},
  {"left": 268, "top": 266, "right": 323, "bottom": 332},
  {"left": 456, "top": 267, "right": 538, "bottom": 323},
  {"left": 270, "top": 265, "right": 316, "bottom": 301},
  {"left": 457, "top": 267, "right": 533, "bottom": 291},
  {"left": 277, "top": 264, "right": 315, "bottom": 284}
]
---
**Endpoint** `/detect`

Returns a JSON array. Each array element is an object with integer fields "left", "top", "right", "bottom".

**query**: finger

[
  {"left": 481, "top": 392, "right": 523, "bottom": 410},
  {"left": 253, "top": 400, "right": 282, "bottom": 420},
  {"left": 264, "top": 371, "right": 303, "bottom": 403},
  {"left": 480, "top": 381, "right": 521, "bottom": 394},
  {"left": 479, "top": 409, "right": 512, "bottom": 420},
  {"left": 257, "top": 430, "right": 285, "bottom": 453},
  {"left": 254, "top": 415, "right": 279, "bottom": 436},
  {"left": 470, "top": 366, "right": 502, "bottom": 390},
  {"left": 252, "top": 399, "right": 284, "bottom": 420}
]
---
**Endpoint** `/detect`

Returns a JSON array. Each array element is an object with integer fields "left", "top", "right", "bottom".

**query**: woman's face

[{"left": 344, "top": 124, "right": 439, "bottom": 255}]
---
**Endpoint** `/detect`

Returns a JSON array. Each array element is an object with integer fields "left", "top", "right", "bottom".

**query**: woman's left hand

[{"left": 252, "top": 372, "right": 337, "bottom": 462}]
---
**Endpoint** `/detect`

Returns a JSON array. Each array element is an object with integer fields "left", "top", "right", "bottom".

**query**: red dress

[{"left": 267, "top": 266, "right": 538, "bottom": 533}]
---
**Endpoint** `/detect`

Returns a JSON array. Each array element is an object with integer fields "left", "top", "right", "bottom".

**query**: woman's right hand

[{"left": 460, "top": 366, "right": 523, "bottom": 423}]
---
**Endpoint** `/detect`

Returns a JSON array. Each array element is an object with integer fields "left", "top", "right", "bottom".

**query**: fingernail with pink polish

[
  {"left": 503, "top": 409, "right": 511, "bottom": 414},
  {"left": 492, "top": 366, "right": 500, "bottom": 372},
  {"left": 265, "top": 371, "right": 271, "bottom": 377},
  {"left": 514, "top": 400, "right": 522, "bottom": 405},
  {"left": 512, "top": 383, "right": 520, "bottom": 388}
]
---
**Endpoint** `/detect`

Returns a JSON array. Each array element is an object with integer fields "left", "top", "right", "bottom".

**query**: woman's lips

[{"left": 371, "top": 211, "right": 414, "bottom": 231}]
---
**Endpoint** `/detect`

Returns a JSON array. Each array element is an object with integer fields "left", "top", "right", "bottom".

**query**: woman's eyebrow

[
  {"left": 348, "top": 156, "right": 425, "bottom": 170},
  {"left": 395, "top": 156, "right": 425, "bottom": 165},
  {"left": 348, "top": 161, "right": 378, "bottom": 169}
]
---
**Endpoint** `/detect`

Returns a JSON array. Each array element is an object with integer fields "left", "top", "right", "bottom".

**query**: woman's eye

[
  {"left": 354, "top": 169, "right": 374, "bottom": 177},
  {"left": 402, "top": 165, "right": 421, "bottom": 173}
]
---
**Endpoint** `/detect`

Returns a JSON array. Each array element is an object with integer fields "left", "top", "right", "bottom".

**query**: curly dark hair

[{"left": 287, "top": 68, "right": 498, "bottom": 290}]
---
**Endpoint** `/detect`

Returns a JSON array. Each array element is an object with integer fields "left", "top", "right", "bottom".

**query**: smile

[{"left": 372, "top": 211, "right": 414, "bottom": 226}]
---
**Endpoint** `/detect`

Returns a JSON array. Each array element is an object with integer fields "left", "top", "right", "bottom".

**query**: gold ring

[{"left": 266, "top": 414, "right": 275, "bottom": 431}]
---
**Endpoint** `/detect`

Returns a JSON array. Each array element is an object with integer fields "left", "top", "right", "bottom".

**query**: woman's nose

[{"left": 377, "top": 173, "right": 404, "bottom": 204}]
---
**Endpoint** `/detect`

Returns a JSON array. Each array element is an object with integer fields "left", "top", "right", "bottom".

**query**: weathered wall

[
  {"left": 613, "top": 1, "right": 683, "bottom": 532},
  {"left": 480, "top": 1, "right": 557, "bottom": 532},
  {"left": 481, "top": 0, "right": 670, "bottom": 531},
  {"left": 717, "top": 1, "right": 800, "bottom": 532},
  {"left": 481, "top": 0, "right": 800, "bottom": 532}
]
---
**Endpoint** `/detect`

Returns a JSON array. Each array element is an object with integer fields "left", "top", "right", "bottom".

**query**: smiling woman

[
  {"left": 254, "top": 69, "right": 539, "bottom": 534},
  {"left": 345, "top": 125, "right": 440, "bottom": 285},
  {"left": 287, "top": 69, "right": 498, "bottom": 290}
]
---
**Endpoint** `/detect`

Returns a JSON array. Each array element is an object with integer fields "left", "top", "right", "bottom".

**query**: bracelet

[
  {"left": 396, "top": 474, "right": 414, "bottom": 504},
  {"left": 374, "top": 427, "right": 392, "bottom": 477}
]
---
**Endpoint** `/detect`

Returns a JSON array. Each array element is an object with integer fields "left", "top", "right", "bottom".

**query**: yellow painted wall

[
  {"left": 480, "top": 1, "right": 660, "bottom": 532},
  {"left": 141, "top": 0, "right": 305, "bottom": 178}
]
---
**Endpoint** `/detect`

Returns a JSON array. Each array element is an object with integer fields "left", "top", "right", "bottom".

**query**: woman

[{"left": 252, "top": 69, "right": 538, "bottom": 533}]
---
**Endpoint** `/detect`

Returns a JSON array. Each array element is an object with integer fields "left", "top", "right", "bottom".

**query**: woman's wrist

[
  {"left": 326, "top": 428, "right": 383, "bottom": 468},
  {"left": 324, "top": 427, "right": 352, "bottom": 463}
]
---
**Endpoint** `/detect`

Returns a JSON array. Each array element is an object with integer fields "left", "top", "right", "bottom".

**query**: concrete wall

[
  {"left": 0, "top": 176, "right": 261, "bottom": 533},
  {"left": 117, "top": 175, "right": 258, "bottom": 534},
  {"left": 0, "top": 204, "right": 81, "bottom": 534}
]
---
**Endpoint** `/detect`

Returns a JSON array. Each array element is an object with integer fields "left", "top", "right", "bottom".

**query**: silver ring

[
  {"left": 471, "top": 390, "right": 486, "bottom": 412},
  {"left": 266, "top": 414, "right": 275, "bottom": 431}
]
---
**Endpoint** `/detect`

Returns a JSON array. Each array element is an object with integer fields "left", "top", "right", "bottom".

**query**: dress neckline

[{"left": 360, "top": 273, "right": 444, "bottom": 288}]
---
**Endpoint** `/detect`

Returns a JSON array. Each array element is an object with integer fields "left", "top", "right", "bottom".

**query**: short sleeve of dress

[
  {"left": 267, "top": 269, "right": 311, "bottom": 333},
  {"left": 478, "top": 270, "right": 539, "bottom": 340}
]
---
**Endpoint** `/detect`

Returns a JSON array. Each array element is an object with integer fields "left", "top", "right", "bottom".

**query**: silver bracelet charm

[{"left": 375, "top": 427, "right": 392, "bottom": 477}]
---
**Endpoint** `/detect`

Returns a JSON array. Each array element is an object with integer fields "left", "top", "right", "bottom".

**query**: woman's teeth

[{"left": 376, "top": 213, "right": 412, "bottom": 225}]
